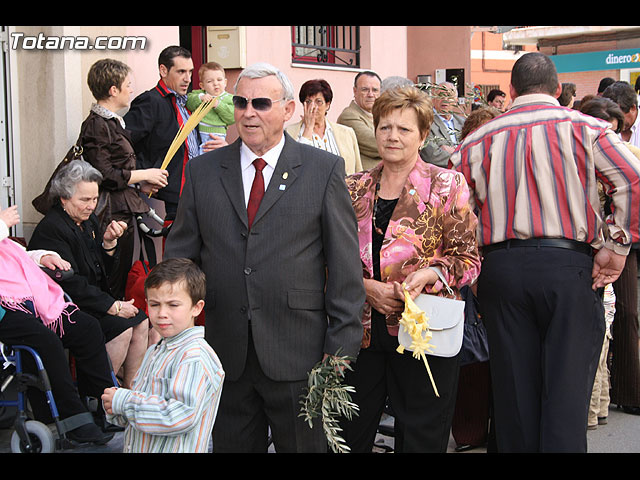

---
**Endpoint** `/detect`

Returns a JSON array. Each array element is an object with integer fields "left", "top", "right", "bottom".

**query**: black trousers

[
  {"left": 478, "top": 246, "right": 604, "bottom": 453},
  {"left": 212, "top": 331, "right": 326, "bottom": 453},
  {"left": 610, "top": 249, "right": 640, "bottom": 407},
  {"left": 451, "top": 361, "right": 491, "bottom": 447},
  {"left": 0, "top": 308, "right": 115, "bottom": 422},
  {"left": 340, "top": 313, "right": 460, "bottom": 453},
  {"left": 107, "top": 211, "right": 135, "bottom": 300}
]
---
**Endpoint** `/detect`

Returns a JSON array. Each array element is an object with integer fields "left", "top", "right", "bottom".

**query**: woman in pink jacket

[{"left": 341, "top": 86, "right": 481, "bottom": 453}]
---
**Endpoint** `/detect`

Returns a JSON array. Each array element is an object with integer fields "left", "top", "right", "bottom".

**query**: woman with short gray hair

[
  {"left": 29, "top": 159, "right": 150, "bottom": 397},
  {"left": 49, "top": 158, "right": 103, "bottom": 201}
]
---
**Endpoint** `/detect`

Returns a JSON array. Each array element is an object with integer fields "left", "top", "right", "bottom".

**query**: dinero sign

[
  {"left": 551, "top": 48, "right": 640, "bottom": 73},
  {"left": 606, "top": 52, "right": 640, "bottom": 66}
]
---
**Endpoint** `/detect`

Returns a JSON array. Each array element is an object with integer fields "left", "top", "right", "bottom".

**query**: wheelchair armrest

[{"left": 40, "top": 266, "right": 74, "bottom": 282}]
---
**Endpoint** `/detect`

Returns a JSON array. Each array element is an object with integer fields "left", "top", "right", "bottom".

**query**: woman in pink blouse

[{"left": 341, "top": 86, "right": 481, "bottom": 453}]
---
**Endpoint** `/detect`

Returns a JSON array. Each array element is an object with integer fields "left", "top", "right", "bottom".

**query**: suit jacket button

[{"left": 244, "top": 267, "right": 252, "bottom": 275}]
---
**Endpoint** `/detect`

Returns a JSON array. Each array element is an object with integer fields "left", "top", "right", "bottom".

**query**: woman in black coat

[{"left": 29, "top": 160, "right": 149, "bottom": 389}]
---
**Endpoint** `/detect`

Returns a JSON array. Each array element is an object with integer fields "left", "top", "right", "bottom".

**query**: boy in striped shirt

[{"left": 102, "top": 258, "right": 224, "bottom": 453}]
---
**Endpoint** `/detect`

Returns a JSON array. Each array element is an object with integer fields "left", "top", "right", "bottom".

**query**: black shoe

[
  {"left": 621, "top": 406, "right": 640, "bottom": 415},
  {"left": 66, "top": 422, "right": 114, "bottom": 445},
  {"left": 103, "top": 422, "right": 125, "bottom": 433},
  {"left": 91, "top": 405, "right": 125, "bottom": 433},
  {"left": 93, "top": 410, "right": 125, "bottom": 433},
  {"left": 377, "top": 424, "right": 395, "bottom": 437}
]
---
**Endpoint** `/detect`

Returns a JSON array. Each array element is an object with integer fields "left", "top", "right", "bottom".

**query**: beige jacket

[
  {"left": 337, "top": 100, "right": 381, "bottom": 171},
  {"left": 286, "top": 119, "right": 363, "bottom": 175}
]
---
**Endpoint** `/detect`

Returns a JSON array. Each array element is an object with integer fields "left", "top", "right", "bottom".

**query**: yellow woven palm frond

[
  {"left": 151, "top": 99, "right": 217, "bottom": 196},
  {"left": 396, "top": 284, "right": 440, "bottom": 397}
]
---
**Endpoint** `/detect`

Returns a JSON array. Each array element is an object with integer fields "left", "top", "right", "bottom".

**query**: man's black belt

[{"left": 482, "top": 238, "right": 593, "bottom": 256}]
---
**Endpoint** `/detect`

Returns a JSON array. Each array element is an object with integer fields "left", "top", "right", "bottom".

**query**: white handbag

[{"left": 397, "top": 267, "right": 465, "bottom": 358}]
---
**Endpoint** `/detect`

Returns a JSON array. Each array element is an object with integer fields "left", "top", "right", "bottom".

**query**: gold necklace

[{"left": 372, "top": 180, "right": 384, "bottom": 235}]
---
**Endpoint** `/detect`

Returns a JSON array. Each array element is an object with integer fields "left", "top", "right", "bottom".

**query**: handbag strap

[
  {"left": 74, "top": 118, "right": 92, "bottom": 151},
  {"left": 427, "top": 266, "right": 455, "bottom": 297},
  {"left": 75, "top": 111, "right": 114, "bottom": 158}
]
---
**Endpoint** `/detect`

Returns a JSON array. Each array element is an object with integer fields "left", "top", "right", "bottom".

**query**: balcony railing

[{"left": 291, "top": 26, "right": 360, "bottom": 68}]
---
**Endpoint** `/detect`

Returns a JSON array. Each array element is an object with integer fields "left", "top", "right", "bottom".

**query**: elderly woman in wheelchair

[{"left": 0, "top": 204, "right": 115, "bottom": 447}]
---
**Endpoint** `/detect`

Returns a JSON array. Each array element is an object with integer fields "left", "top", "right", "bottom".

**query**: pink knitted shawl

[{"left": 0, "top": 238, "right": 77, "bottom": 335}]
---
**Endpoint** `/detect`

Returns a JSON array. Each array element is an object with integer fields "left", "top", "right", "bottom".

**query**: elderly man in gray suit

[
  {"left": 420, "top": 82, "right": 466, "bottom": 167},
  {"left": 163, "top": 62, "right": 365, "bottom": 453}
]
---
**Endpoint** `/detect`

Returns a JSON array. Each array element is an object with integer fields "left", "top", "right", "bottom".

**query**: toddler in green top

[{"left": 186, "top": 61, "right": 235, "bottom": 155}]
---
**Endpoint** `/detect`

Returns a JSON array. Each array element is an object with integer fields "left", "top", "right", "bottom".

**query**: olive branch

[{"left": 299, "top": 350, "right": 359, "bottom": 453}]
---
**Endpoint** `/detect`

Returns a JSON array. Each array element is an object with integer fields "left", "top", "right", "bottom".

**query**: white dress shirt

[
  {"left": 627, "top": 109, "right": 640, "bottom": 149},
  {"left": 240, "top": 135, "right": 285, "bottom": 206}
]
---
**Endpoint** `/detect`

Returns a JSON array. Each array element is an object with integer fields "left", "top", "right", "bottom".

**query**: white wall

[
  {"left": 9, "top": 25, "right": 178, "bottom": 236},
  {"left": 245, "top": 26, "right": 408, "bottom": 126}
]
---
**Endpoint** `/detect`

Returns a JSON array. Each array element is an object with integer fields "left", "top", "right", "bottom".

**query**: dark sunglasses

[{"left": 232, "top": 95, "right": 285, "bottom": 111}]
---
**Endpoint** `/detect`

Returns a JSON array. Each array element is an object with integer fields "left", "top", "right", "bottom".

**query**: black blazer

[
  {"left": 28, "top": 203, "right": 117, "bottom": 316},
  {"left": 123, "top": 80, "right": 191, "bottom": 209}
]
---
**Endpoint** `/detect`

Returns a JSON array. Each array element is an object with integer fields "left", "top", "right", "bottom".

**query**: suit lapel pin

[
  {"left": 282, "top": 172, "right": 289, "bottom": 180},
  {"left": 279, "top": 184, "right": 286, "bottom": 191}
]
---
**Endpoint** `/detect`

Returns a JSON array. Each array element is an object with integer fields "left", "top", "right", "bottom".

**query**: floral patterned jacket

[{"left": 345, "top": 157, "right": 481, "bottom": 348}]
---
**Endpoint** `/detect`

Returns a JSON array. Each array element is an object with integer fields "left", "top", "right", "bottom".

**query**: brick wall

[
  {"left": 541, "top": 41, "right": 622, "bottom": 104},
  {"left": 558, "top": 69, "right": 620, "bottom": 103}
]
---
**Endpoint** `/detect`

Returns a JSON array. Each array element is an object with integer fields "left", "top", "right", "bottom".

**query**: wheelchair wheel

[{"left": 10, "top": 420, "right": 55, "bottom": 453}]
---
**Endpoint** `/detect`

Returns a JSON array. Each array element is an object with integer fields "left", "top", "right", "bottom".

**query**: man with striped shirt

[{"left": 450, "top": 52, "right": 640, "bottom": 453}]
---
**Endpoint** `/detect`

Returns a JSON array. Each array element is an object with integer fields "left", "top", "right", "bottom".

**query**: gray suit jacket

[
  {"left": 164, "top": 133, "right": 365, "bottom": 382},
  {"left": 420, "top": 113, "right": 466, "bottom": 167}
]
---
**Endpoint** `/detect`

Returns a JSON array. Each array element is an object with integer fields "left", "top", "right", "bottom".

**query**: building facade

[
  {"left": 0, "top": 25, "right": 527, "bottom": 240},
  {"left": 503, "top": 26, "right": 640, "bottom": 102}
]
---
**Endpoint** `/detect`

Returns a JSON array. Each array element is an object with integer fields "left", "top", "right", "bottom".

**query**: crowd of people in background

[{"left": 1, "top": 45, "right": 640, "bottom": 454}]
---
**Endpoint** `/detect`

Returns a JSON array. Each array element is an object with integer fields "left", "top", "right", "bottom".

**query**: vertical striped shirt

[
  {"left": 173, "top": 92, "right": 201, "bottom": 160},
  {"left": 295, "top": 121, "right": 341, "bottom": 156},
  {"left": 450, "top": 94, "right": 640, "bottom": 255},
  {"left": 106, "top": 326, "right": 224, "bottom": 453}
]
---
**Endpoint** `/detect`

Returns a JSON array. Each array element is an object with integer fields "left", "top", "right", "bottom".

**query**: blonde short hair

[
  {"left": 372, "top": 86, "right": 434, "bottom": 138},
  {"left": 199, "top": 61, "right": 225, "bottom": 79}
]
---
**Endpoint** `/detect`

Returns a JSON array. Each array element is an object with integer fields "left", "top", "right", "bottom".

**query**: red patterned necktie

[{"left": 247, "top": 158, "right": 267, "bottom": 229}]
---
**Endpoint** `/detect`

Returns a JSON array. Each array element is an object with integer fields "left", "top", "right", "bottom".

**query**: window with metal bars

[{"left": 291, "top": 26, "right": 360, "bottom": 68}]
